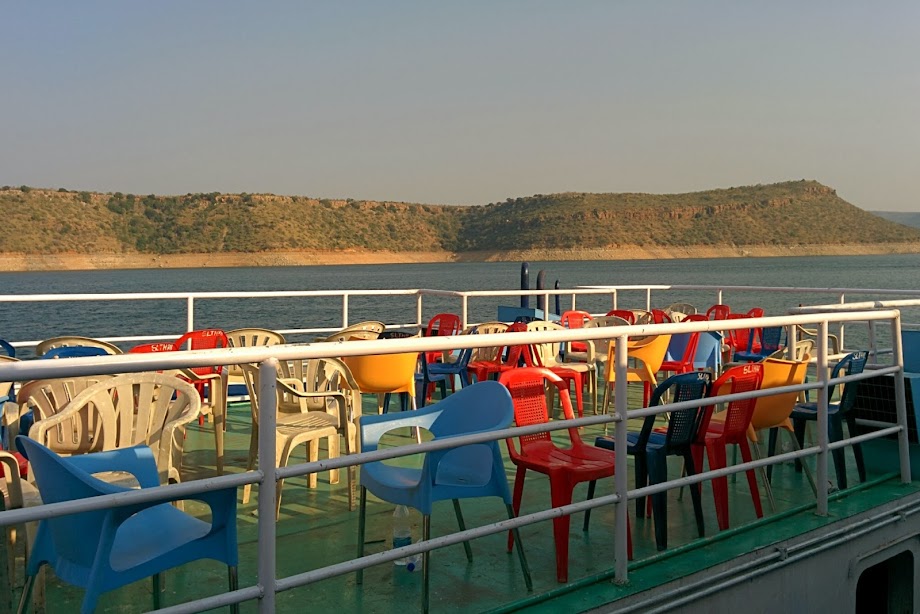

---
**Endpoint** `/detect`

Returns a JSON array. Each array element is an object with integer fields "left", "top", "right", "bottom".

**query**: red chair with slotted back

[
  {"left": 467, "top": 322, "right": 528, "bottom": 383},
  {"left": 560, "top": 310, "right": 591, "bottom": 353},
  {"left": 605, "top": 309, "right": 636, "bottom": 325},
  {"left": 706, "top": 304, "right": 731, "bottom": 320},
  {"left": 173, "top": 328, "right": 230, "bottom": 439},
  {"left": 500, "top": 367, "right": 631, "bottom": 583}
]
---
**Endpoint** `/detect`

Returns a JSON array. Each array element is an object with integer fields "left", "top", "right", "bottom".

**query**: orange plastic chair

[
  {"left": 605, "top": 309, "right": 636, "bottom": 325},
  {"left": 602, "top": 334, "right": 672, "bottom": 412},
  {"left": 343, "top": 352, "right": 420, "bottom": 441},
  {"left": 706, "top": 304, "right": 731, "bottom": 320},
  {"left": 747, "top": 356, "right": 815, "bottom": 509},
  {"left": 692, "top": 363, "right": 765, "bottom": 530},
  {"left": 500, "top": 368, "right": 631, "bottom": 583}
]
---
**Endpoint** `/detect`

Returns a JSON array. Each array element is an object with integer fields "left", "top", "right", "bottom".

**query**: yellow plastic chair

[
  {"left": 342, "top": 352, "right": 420, "bottom": 441},
  {"left": 34, "top": 336, "right": 122, "bottom": 357},
  {"left": 602, "top": 334, "right": 672, "bottom": 413},
  {"left": 746, "top": 356, "right": 815, "bottom": 509}
]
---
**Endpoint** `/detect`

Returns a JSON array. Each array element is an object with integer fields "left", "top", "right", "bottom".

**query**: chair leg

[
  {"left": 152, "top": 573, "right": 162, "bottom": 610},
  {"left": 634, "top": 452, "right": 649, "bottom": 518},
  {"left": 767, "top": 427, "right": 779, "bottom": 482},
  {"left": 549, "top": 480, "right": 575, "bottom": 582},
  {"left": 582, "top": 480, "right": 597, "bottom": 532},
  {"left": 228, "top": 566, "right": 240, "bottom": 614},
  {"left": 846, "top": 414, "right": 868, "bottom": 482},
  {"left": 705, "top": 442, "right": 729, "bottom": 531},
  {"left": 792, "top": 419, "right": 807, "bottom": 474},
  {"left": 829, "top": 417, "right": 848, "bottom": 490},
  {"left": 422, "top": 514, "right": 431, "bottom": 614},
  {"left": 750, "top": 440, "right": 776, "bottom": 512},
  {"left": 17, "top": 574, "right": 35, "bottom": 614},
  {"left": 646, "top": 454, "right": 668, "bottom": 551},
  {"left": 785, "top": 429, "right": 818, "bottom": 496},
  {"left": 452, "top": 499, "right": 473, "bottom": 562},
  {"left": 356, "top": 486, "right": 367, "bottom": 585},
  {"left": 683, "top": 451, "right": 705, "bottom": 538},
  {"left": 506, "top": 504, "right": 534, "bottom": 592},
  {"left": 507, "top": 466, "right": 526, "bottom": 551},
  {"left": 738, "top": 440, "right": 764, "bottom": 519}
]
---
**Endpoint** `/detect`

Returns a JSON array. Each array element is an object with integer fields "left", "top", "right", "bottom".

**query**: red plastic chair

[
  {"left": 127, "top": 342, "right": 177, "bottom": 354},
  {"left": 650, "top": 309, "right": 672, "bottom": 324},
  {"left": 692, "top": 363, "right": 765, "bottom": 531},
  {"left": 500, "top": 368, "right": 632, "bottom": 583},
  {"left": 683, "top": 313, "right": 709, "bottom": 322},
  {"left": 659, "top": 331, "right": 701, "bottom": 377},
  {"left": 604, "top": 309, "right": 636, "bottom": 325},
  {"left": 725, "top": 314, "right": 754, "bottom": 356},
  {"left": 467, "top": 322, "right": 527, "bottom": 383},
  {"left": 522, "top": 341, "right": 584, "bottom": 418},
  {"left": 560, "top": 310, "right": 592, "bottom": 353},
  {"left": 173, "top": 329, "right": 229, "bottom": 425},
  {"left": 706, "top": 304, "right": 731, "bottom": 320}
]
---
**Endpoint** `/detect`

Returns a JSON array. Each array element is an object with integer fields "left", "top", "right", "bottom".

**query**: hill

[
  {"left": 1, "top": 181, "right": 919, "bottom": 269},
  {"left": 873, "top": 211, "right": 920, "bottom": 230}
]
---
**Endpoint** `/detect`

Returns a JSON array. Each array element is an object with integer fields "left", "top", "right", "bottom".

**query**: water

[{"left": 1, "top": 254, "right": 919, "bottom": 348}]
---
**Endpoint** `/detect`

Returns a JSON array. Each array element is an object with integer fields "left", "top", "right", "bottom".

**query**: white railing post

[
  {"left": 611, "top": 291, "right": 617, "bottom": 311},
  {"left": 645, "top": 288, "right": 652, "bottom": 311},
  {"left": 462, "top": 295, "right": 469, "bottom": 330},
  {"left": 838, "top": 293, "right": 846, "bottom": 350},
  {"left": 890, "top": 314, "right": 913, "bottom": 484},
  {"left": 717, "top": 289, "right": 723, "bottom": 305},
  {"left": 867, "top": 321, "right": 878, "bottom": 364},
  {"left": 341, "top": 294, "right": 349, "bottom": 328},
  {"left": 613, "top": 333, "right": 629, "bottom": 583},
  {"left": 571, "top": 293, "right": 577, "bottom": 312},
  {"left": 416, "top": 292, "right": 424, "bottom": 331},
  {"left": 258, "top": 358, "right": 279, "bottom": 612},
  {"left": 186, "top": 296, "right": 195, "bottom": 335},
  {"left": 816, "top": 321, "right": 830, "bottom": 516}
]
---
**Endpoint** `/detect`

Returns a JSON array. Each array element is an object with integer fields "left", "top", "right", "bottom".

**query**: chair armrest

[
  {"left": 285, "top": 388, "right": 351, "bottom": 428},
  {"left": 60, "top": 444, "right": 162, "bottom": 488},
  {"left": 359, "top": 405, "right": 442, "bottom": 452},
  {"left": 0, "top": 450, "right": 25, "bottom": 508}
]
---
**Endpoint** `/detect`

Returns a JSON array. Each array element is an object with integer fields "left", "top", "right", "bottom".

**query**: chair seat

[
  {"left": 277, "top": 411, "right": 340, "bottom": 430},
  {"left": 108, "top": 504, "right": 210, "bottom": 573},
  {"left": 791, "top": 402, "right": 842, "bottom": 419},
  {"left": 596, "top": 431, "right": 668, "bottom": 454},
  {"left": 515, "top": 440, "right": 615, "bottom": 477}
]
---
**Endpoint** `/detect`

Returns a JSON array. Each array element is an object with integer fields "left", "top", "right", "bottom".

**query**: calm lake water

[{"left": 1, "top": 254, "right": 919, "bottom": 349}]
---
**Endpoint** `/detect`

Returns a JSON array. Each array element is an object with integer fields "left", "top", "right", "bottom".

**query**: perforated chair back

[{"left": 711, "top": 363, "right": 764, "bottom": 441}]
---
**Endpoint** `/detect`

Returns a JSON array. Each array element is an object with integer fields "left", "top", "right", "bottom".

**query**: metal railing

[{"left": 0, "top": 308, "right": 912, "bottom": 612}]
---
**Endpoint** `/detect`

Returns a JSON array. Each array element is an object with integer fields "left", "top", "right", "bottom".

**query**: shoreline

[{"left": 0, "top": 242, "right": 917, "bottom": 272}]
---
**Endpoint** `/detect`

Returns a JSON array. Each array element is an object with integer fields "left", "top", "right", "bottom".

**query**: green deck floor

[{"left": 20, "top": 387, "right": 918, "bottom": 613}]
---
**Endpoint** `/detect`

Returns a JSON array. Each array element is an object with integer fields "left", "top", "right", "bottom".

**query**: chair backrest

[
  {"left": 605, "top": 309, "right": 636, "bottom": 325},
  {"left": 499, "top": 367, "right": 580, "bottom": 457},
  {"left": 640, "top": 372, "right": 712, "bottom": 450},
  {"left": 468, "top": 321, "right": 509, "bottom": 362},
  {"left": 17, "top": 376, "right": 112, "bottom": 454},
  {"left": 0, "top": 339, "right": 15, "bottom": 358},
  {"left": 706, "top": 304, "right": 731, "bottom": 321},
  {"left": 323, "top": 321, "right": 385, "bottom": 342},
  {"left": 35, "top": 336, "right": 122, "bottom": 357},
  {"left": 833, "top": 351, "right": 869, "bottom": 413},
  {"left": 40, "top": 346, "right": 111, "bottom": 360},
  {"left": 342, "top": 352, "right": 418, "bottom": 396},
  {"left": 173, "top": 329, "right": 229, "bottom": 376},
  {"left": 17, "top": 437, "right": 124, "bottom": 568},
  {"left": 749, "top": 357, "right": 810, "bottom": 431},
  {"left": 128, "top": 341, "right": 177, "bottom": 354},
  {"left": 225, "top": 328, "right": 285, "bottom": 377},
  {"left": 746, "top": 307, "right": 765, "bottom": 318},
  {"left": 425, "top": 313, "right": 462, "bottom": 338},
  {"left": 29, "top": 373, "right": 200, "bottom": 484},
  {"left": 608, "top": 334, "right": 672, "bottom": 381},
  {"left": 559, "top": 310, "right": 591, "bottom": 329},
  {"left": 694, "top": 331, "right": 724, "bottom": 372},
  {"left": 710, "top": 363, "right": 764, "bottom": 440},
  {"left": 666, "top": 303, "right": 698, "bottom": 317},
  {"left": 581, "top": 316, "right": 630, "bottom": 358},
  {"left": 683, "top": 314, "right": 709, "bottom": 322},
  {"left": 756, "top": 326, "right": 784, "bottom": 354},
  {"left": 651, "top": 309, "right": 672, "bottom": 324},
  {"left": 663, "top": 332, "right": 701, "bottom": 370},
  {"left": 525, "top": 321, "right": 566, "bottom": 368},
  {"left": 726, "top": 313, "right": 753, "bottom": 353},
  {"left": 632, "top": 310, "right": 655, "bottom": 325}
]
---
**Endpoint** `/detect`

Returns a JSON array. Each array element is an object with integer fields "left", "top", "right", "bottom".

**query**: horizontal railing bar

[
  {"left": 154, "top": 586, "right": 262, "bottom": 614},
  {"left": 827, "top": 426, "right": 902, "bottom": 449},
  {"left": 855, "top": 418, "right": 901, "bottom": 430}
]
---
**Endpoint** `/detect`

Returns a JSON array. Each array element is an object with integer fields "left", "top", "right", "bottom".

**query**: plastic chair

[
  {"left": 466, "top": 321, "right": 509, "bottom": 364},
  {"left": 605, "top": 309, "right": 636, "bottom": 325},
  {"left": 791, "top": 351, "right": 869, "bottom": 490},
  {"left": 355, "top": 381, "right": 532, "bottom": 613},
  {"left": 225, "top": 328, "right": 286, "bottom": 396},
  {"left": 659, "top": 332, "right": 701, "bottom": 377},
  {"left": 40, "top": 346, "right": 110, "bottom": 359},
  {"left": 692, "top": 363, "right": 765, "bottom": 531},
  {"left": 322, "top": 321, "right": 385, "bottom": 342},
  {"left": 0, "top": 355, "right": 20, "bottom": 450},
  {"left": 30, "top": 373, "right": 202, "bottom": 486},
  {"left": 650, "top": 309, "right": 672, "bottom": 324},
  {"left": 423, "top": 313, "right": 462, "bottom": 365},
  {"left": 240, "top": 361, "right": 353, "bottom": 518},
  {"left": 747, "top": 356, "right": 815, "bottom": 510},
  {"left": 560, "top": 310, "right": 591, "bottom": 353},
  {"left": 0, "top": 339, "right": 15, "bottom": 358},
  {"left": 17, "top": 437, "right": 239, "bottom": 614},
  {"left": 734, "top": 326, "right": 784, "bottom": 363},
  {"left": 500, "top": 368, "right": 631, "bottom": 582},
  {"left": 563, "top": 316, "right": 631, "bottom": 402},
  {"left": 0, "top": 444, "right": 40, "bottom": 594},
  {"left": 665, "top": 302, "right": 697, "bottom": 318},
  {"left": 596, "top": 371, "right": 712, "bottom": 551},
  {"left": 343, "top": 352, "right": 421, "bottom": 440},
  {"left": 602, "top": 334, "right": 672, "bottom": 413},
  {"left": 418, "top": 328, "right": 478, "bottom": 406},
  {"left": 526, "top": 321, "right": 595, "bottom": 416},
  {"left": 706, "top": 304, "right": 731, "bottom": 321},
  {"left": 467, "top": 321, "right": 528, "bottom": 383},
  {"left": 34, "top": 336, "right": 122, "bottom": 357}
]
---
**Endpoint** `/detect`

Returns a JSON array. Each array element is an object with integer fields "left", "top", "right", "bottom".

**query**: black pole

[
  {"left": 554, "top": 280, "right": 561, "bottom": 315},
  {"left": 536, "top": 270, "right": 546, "bottom": 312},
  {"left": 520, "top": 262, "right": 530, "bottom": 308}
]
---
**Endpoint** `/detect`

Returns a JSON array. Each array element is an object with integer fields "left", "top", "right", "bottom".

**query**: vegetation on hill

[{"left": 1, "top": 180, "right": 918, "bottom": 255}]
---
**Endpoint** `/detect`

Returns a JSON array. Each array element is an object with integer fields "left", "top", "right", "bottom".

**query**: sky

[{"left": 2, "top": 2, "right": 918, "bottom": 211}]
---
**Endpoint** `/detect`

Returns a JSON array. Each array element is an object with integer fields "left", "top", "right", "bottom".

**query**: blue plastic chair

[
  {"left": 791, "top": 350, "right": 869, "bottom": 490},
  {"left": 733, "top": 326, "right": 784, "bottom": 362},
  {"left": 693, "top": 331, "right": 723, "bottom": 372},
  {"left": 595, "top": 371, "right": 712, "bottom": 551},
  {"left": 356, "top": 381, "right": 532, "bottom": 613},
  {"left": 0, "top": 338, "right": 15, "bottom": 358},
  {"left": 17, "top": 437, "right": 239, "bottom": 614},
  {"left": 416, "top": 327, "right": 478, "bottom": 407}
]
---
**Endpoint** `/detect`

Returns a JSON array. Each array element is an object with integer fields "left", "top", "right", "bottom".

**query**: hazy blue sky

[{"left": 3, "top": 2, "right": 918, "bottom": 210}]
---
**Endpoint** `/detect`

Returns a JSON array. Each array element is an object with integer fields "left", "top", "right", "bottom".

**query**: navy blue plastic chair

[
  {"left": 733, "top": 326, "right": 784, "bottom": 363},
  {"left": 791, "top": 350, "right": 869, "bottom": 490},
  {"left": 595, "top": 371, "right": 712, "bottom": 551},
  {"left": 416, "top": 327, "right": 478, "bottom": 407},
  {"left": 17, "top": 437, "right": 239, "bottom": 614},
  {"left": 356, "top": 381, "right": 532, "bottom": 613},
  {"left": 0, "top": 339, "right": 15, "bottom": 358}
]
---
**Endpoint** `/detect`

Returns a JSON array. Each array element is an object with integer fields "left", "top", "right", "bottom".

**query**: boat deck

[{"left": 23, "top": 390, "right": 916, "bottom": 613}]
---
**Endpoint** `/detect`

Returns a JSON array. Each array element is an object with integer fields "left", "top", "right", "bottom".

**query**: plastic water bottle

[{"left": 392, "top": 505, "right": 419, "bottom": 571}]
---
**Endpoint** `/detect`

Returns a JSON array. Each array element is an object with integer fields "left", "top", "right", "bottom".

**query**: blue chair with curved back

[
  {"left": 356, "top": 381, "right": 532, "bottom": 613},
  {"left": 733, "top": 326, "right": 784, "bottom": 363},
  {"left": 0, "top": 339, "right": 15, "bottom": 358},
  {"left": 16, "top": 437, "right": 239, "bottom": 614},
  {"left": 595, "top": 371, "right": 713, "bottom": 551},
  {"left": 791, "top": 350, "right": 869, "bottom": 490},
  {"left": 416, "top": 326, "right": 478, "bottom": 407}
]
